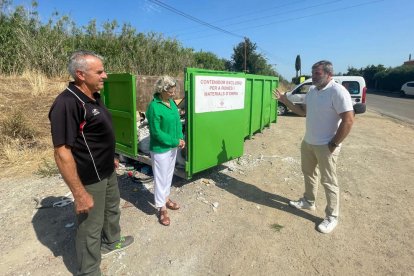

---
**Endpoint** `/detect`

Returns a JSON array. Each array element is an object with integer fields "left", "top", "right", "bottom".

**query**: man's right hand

[
  {"left": 272, "top": 88, "right": 306, "bottom": 117},
  {"left": 54, "top": 145, "right": 95, "bottom": 214},
  {"left": 75, "top": 191, "right": 94, "bottom": 214},
  {"left": 272, "top": 89, "right": 288, "bottom": 104}
]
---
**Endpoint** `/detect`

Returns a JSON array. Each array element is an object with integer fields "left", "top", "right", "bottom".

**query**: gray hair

[
  {"left": 312, "top": 60, "right": 334, "bottom": 75},
  {"left": 154, "top": 75, "right": 177, "bottom": 93},
  {"left": 68, "top": 50, "right": 104, "bottom": 79}
]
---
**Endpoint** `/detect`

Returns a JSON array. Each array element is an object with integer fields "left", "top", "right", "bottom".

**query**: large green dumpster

[
  {"left": 185, "top": 68, "right": 246, "bottom": 178},
  {"left": 185, "top": 68, "right": 278, "bottom": 177},
  {"left": 102, "top": 68, "right": 278, "bottom": 179}
]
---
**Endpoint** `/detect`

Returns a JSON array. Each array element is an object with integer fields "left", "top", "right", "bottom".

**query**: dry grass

[
  {"left": 0, "top": 71, "right": 67, "bottom": 97},
  {"left": 0, "top": 72, "right": 65, "bottom": 178},
  {"left": 278, "top": 81, "right": 293, "bottom": 92},
  {"left": 21, "top": 70, "right": 48, "bottom": 96},
  {"left": 0, "top": 136, "right": 54, "bottom": 178}
]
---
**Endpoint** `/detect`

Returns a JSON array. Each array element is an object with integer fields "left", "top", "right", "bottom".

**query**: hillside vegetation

[{"left": 0, "top": 1, "right": 283, "bottom": 79}]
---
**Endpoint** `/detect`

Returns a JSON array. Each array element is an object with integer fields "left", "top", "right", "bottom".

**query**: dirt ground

[{"left": 0, "top": 109, "right": 413, "bottom": 276}]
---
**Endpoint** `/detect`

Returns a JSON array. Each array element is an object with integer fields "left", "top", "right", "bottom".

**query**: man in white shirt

[{"left": 274, "top": 60, "right": 354, "bottom": 233}]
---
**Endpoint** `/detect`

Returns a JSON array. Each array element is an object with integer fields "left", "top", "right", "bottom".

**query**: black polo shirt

[{"left": 49, "top": 82, "right": 115, "bottom": 185}]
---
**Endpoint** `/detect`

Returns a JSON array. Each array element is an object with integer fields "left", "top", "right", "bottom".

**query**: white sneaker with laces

[
  {"left": 289, "top": 197, "right": 316, "bottom": 211},
  {"left": 317, "top": 216, "right": 338, "bottom": 234}
]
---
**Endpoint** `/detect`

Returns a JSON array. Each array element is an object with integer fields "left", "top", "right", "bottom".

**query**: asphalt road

[{"left": 366, "top": 91, "right": 414, "bottom": 124}]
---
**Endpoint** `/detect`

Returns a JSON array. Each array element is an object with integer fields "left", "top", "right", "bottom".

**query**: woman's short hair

[
  {"left": 68, "top": 50, "right": 104, "bottom": 79},
  {"left": 155, "top": 75, "right": 177, "bottom": 93}
]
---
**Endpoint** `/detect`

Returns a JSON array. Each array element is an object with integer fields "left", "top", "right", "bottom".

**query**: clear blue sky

[{"left": 11, "top": 0, "right": 414, "bottom": 80}]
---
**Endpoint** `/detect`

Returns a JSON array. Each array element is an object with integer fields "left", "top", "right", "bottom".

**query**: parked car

[
  {"left": 278, "top": 76, "right": 367, "bottom": 116},
  {"left": 400, "top": 81, "right": 414, "bottom": 97}
]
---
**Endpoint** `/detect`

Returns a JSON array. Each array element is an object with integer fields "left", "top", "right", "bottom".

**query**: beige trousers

[{"left": 301, "top": 140, "right": 340, "bottom": 217}]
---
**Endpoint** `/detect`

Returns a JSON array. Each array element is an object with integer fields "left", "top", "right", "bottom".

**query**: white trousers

[{"left": 150, "top": 148, "right": 177, "bottom": 208}]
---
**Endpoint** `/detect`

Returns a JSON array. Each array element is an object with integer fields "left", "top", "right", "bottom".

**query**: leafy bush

[{"left": 373, "top": 66, "right": 414, "bottom": 91}]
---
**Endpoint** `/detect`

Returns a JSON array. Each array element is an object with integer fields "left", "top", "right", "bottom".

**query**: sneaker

[
  {"left": 289, "top": 198, "right": 316, "bottom": 211},
  {"left": 101, "top": 236, "right": 134, "bottom": 258},
  {"left": 317, "top": 216, "right": 338, "bottom": 234}
]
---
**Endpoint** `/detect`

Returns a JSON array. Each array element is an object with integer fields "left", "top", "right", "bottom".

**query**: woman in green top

[{"left": 146, "top": 76, "right": 185, "bottom": 226}]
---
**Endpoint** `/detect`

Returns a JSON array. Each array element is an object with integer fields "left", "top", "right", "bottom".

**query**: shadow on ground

[
  {"left": 210, "top": 168, "right": 321, "bottom": 225},
  {"left": 32, "top": 196, "right": 77, "bottom": 275},
  {"left": 118, "top": 174, "right": 157, "bottom": 215}
]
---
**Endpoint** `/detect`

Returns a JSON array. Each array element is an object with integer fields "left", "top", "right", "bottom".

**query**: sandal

[
  {"left": 158, "top": 209, "right": 170, "bottom": 226},
  {"left": 166, "top": 199, "right": 180, "bottom": 210}
]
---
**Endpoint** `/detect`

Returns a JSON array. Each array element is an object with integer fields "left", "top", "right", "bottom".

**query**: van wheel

[
  {"left": 277, "top": 103, "right": 288, "bottom": 116},
  {"left": 400, "top": 91, "right": 406, "bottom": 97}
]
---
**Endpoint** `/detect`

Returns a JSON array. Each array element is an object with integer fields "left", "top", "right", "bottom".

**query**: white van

[{"left": 278, "top": 76, "right": 367, "bottom": 115}]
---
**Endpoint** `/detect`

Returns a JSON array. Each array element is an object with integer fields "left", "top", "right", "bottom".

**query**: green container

[
  {"left": 102, "top": 73, "right": 137, "bottom": 157},
  {"left": 244, "top": 74, "right": 279, "bottom": 138},
  {"left": 185, "top": 68, "right": 246, "bottom": 178},
  {"left": 102, "top": 69, "right": 278, "bottom": 179}
]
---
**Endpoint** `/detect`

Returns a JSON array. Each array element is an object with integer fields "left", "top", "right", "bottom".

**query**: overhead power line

[
  {"left": 175, "top": 0, "right": 342, "bottom": 38},
  {"left": 170, "top": 0, "right": 307, "bottom": 37},
  {"left": 148, "top": 0, "right": 244, "bottom": 39},
  {"left": 231, "top": 0, "right": 386, "bottom": 33}
]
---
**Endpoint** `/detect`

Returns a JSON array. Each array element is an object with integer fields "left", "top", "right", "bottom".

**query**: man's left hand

[{"left": 328, "top": 144, "right": 336, "bottom": 153}]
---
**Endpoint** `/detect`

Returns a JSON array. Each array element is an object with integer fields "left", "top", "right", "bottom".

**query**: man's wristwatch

[{"left": 329, "top": 141, "right": 339, "bottom": 147}]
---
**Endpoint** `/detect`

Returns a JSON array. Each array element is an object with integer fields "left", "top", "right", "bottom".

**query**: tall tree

[
  {"left": 295, "top": 55, "right": 301, "bottom": 77},
  {"left": 231, "top": 38, "right": 272, "bottom": 75}
]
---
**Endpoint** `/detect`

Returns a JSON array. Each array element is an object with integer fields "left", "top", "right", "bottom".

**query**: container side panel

[
  {"left": 250, "top": 79, "right": 263, "bottom": 134},
  {"left": 262, "top": 79, "right": 272, "bottom": 128},
  {"left": 244, "top": 79, "right": 253, "bottom": 137},
  {"left": 192, "top": 110, "right": 245, "bottom": 173},
  {"left": 102, "top": 74, "right": 137, "bottom": 157}
]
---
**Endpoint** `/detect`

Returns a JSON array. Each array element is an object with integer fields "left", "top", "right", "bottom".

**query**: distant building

[
  {"left": 404, "top": 54, "right": 414, "bottom": 66},
  {"left": 403, "top": 60, "right": 414, "bottom": 66}
]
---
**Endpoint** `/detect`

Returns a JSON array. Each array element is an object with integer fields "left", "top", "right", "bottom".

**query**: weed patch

[
  {"left": 270, "top": 223, "right": 284, "bottom": 232},
  {"left": 36, "top": 157, "right": 59, "bottom": 177}
]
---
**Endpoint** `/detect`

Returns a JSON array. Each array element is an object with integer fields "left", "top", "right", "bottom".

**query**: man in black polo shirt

[{"left": 49, "top": 50, "right": 134, "bottom": 276}]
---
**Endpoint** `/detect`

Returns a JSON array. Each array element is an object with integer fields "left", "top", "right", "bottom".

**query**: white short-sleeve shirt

[{"left": 304, "top": 79, "right": 353, "bottom": 145}]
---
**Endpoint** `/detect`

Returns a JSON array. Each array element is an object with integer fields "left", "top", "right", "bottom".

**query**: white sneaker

[
  {"left": 289, "top": 197, "right": 316, "bottom": 210},
  {"left": 317, "top": 216, "right": 338, "bottom": 234}
]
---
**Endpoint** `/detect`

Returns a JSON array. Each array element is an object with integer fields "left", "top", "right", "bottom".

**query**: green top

[{"left": 146, "top": 93, "right": 184, "bottom": 153}]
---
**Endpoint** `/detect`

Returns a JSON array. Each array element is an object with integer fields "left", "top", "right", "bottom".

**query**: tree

[
  {"left": 362, "top": 64, "right": 386, "bottom": 89},
  {"left": 231, "top": 37, "right": 277, "bottom": 76},
  {"left": 194, "top": 51, "right": 227, "bottom": 71},
  {"left": 345, "top": 66, "right": 363, "bottom": 76},
  {"left": 295, "top": 55, "right": 301, "bottom": 78}
]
